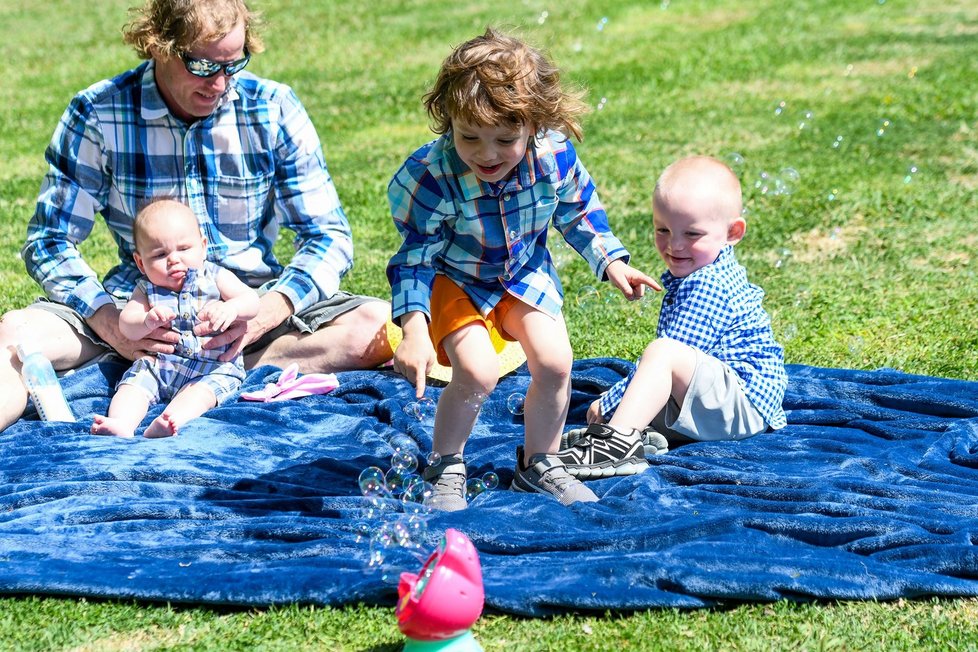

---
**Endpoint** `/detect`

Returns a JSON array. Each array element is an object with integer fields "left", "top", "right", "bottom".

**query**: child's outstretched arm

[
  {"left": 605, "top": 259, "right": 662, "bottom": 299},
  {"left": 393, "top": 311, "right": 435, "bottom": 399}
]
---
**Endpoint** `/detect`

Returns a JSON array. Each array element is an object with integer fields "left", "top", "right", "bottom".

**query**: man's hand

[
  {"left": 606, "top": 259, "right": 662, "bottom": 300},
  {"left": 88, "top": 303, "right": 177, "bottom": 361},
  {"left": 198, "top": 291, "right": 291, "bottom": 361}
]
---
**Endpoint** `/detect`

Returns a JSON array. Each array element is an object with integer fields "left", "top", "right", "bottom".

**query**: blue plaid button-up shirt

[
  {"left": 599, "top": 245, "right": 787, "bottom": 429},
  {"left": 24, "top": 61, "right": 353, "bottom": 318},
  {"left": 387, "top": 130, "right": 628, "bottom": 321}
]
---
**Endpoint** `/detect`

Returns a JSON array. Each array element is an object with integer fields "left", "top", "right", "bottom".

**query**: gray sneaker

[
  {"left": 554, "top": 423, "right": 651, "bottom": 479},
  {"left": 422, "top": 453, "right": 468, "bottom": 512},
  {"left": 562, "top": 424, "right": 669, "bottom": 457},
  {"left": 512, "top": 447, "right": 598, "bottom": 506}
]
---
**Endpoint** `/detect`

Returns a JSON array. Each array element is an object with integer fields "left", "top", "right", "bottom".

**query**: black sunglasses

[{"left": 180, "top": 48, "right": 251, "bottom": 78}]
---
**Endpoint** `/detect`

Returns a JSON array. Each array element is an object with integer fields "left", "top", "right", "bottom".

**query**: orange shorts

[{"left": 429, "top": 275, "right": 519, "bottom": 366}]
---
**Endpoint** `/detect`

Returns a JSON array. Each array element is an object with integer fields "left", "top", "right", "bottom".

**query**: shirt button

[
  {"left": 502, "top": 272, "right": 512, "bottom": 281},
  {"left": 508, "top": 229, "right": 519, "bottom": 240},
  {"left": 503, "top": 193, "right": 511, "bottom": 201},
  {"left": 182, "top": 312, "right": 190, "bottom": 319}
]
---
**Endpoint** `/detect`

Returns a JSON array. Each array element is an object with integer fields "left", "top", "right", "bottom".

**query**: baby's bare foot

[
  {"left": 143, "top": 411, "right": 179, "bottom": 438},
  {"left": 91, "top": 415, "right": 135, "bottom": 438}
]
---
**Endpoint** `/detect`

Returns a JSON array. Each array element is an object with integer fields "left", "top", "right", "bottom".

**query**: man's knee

[{"left": 334, "top": 300, "right": 393, "bottom": 365}]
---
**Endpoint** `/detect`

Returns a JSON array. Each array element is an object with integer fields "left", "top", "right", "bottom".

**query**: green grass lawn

[{"left": 2, "top": 0, "right": 978, "bottom": 649}]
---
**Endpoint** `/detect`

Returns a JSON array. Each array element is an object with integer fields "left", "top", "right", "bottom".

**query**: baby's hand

[
  {"left": 586, "top": 399, "right": 605, "bottom": 425},
  {"left": 198, "top": 301, "right": 239, "bottom": 334},
  {"left": 144, "top": 306, "right": 175, "bottom": 330}
]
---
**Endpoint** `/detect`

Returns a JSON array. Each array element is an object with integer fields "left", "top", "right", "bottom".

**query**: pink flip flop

[{"left": 240, "top": 363, "right": 339, "bottom": 402}]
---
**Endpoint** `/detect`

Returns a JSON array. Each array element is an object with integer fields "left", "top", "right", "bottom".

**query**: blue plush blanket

[{"left": 1, "top": 357, "right": 977, "bottom": 615}]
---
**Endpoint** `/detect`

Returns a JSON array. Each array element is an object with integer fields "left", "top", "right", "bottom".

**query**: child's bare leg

[
  {"left": 608, "top": 338, "right": 698, "bottom": 431},
  {"left": 143, "top": 382, "right": 218, "bottom": 438},
  {"left": 432, "top": 324, "right": 499, "bottom": 456},
  {"left": 503, "top": 305, "right": 573, "bottom": 463},
  {"left": 91, "top": 385, "right": 151, "bottom": 438}
]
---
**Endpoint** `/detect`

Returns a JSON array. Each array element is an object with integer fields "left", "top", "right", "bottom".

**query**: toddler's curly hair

[{"left": 424, "top": 28, "right": 588, "bottom": 141}]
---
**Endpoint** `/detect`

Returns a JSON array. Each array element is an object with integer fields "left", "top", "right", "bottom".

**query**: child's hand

[
  {"left": 197, "top": 301, "right": 239, "bottom": 334},
  {"left": 144, "top": 306, "right": 175, "bottom": 330},
  {"left": 606, "top": 259, "right": 662, "bottom": 300},
  {"left": 394, "top": 333, "right": 436, "bottom": 399},
  {"left": 586, "top": 399, "right": 606, "bottom": 424}
]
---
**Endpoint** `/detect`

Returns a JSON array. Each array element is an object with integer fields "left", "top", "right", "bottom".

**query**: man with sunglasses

[{"left": 0, "top": 0, "right": 392, "bottom": 432}]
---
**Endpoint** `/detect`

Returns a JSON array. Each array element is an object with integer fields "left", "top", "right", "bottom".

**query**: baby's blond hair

[
  {"left": 653, "top": 156, "right": 743, "bottom": 223},
  {"left": 424, "top": 28, "right": 587, "bottom": 140}
]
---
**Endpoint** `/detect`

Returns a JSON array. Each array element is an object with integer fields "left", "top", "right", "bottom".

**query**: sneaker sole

[{"left": 564, "top": 457, "right": 650, "bottom": 479}]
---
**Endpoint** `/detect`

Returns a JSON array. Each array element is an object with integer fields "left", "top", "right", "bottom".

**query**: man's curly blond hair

[
  {"left": 424, "top": 28, "right": 588, "bottom": 141},
  {"left": 122, "top": 0, "right": 264, "bottom": 59}
]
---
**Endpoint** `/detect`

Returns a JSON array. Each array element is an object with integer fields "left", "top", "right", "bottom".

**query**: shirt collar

[
  {"left": 447, "top": 131, "right": 558, "bottom": 202},
  {"left": 139, "top": 60, "right": 240, "bottom": 123},
  {"left": 660, "top": 244, "right": 735, "bottom": 291}
]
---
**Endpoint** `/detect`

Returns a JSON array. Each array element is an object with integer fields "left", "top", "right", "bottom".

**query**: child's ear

[{"left": 727, "top": 217, "right": 747, "bottom": 244}]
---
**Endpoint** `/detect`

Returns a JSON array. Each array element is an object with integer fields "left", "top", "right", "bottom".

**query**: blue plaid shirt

[
  {"left": 599, "top": 246, "right": 787, "bottom": 429},
  {"left": 387, "top": 130, "right": 628, "bottom": 321},
  {"left": 24, "top": 61, "right": 353, "bottom": 318}
]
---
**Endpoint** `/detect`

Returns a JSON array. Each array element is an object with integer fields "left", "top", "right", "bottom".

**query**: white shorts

[{"left": 651, "top": 349, "right": 769, "bottom": 442}]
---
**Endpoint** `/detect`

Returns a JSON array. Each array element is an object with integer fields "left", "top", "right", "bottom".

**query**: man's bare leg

[
  {"left": 0, "top": 308, "right": 105, "bottom": 432},
  {"left": 244, "top": 300, "right": 393, "bottom": 373}
]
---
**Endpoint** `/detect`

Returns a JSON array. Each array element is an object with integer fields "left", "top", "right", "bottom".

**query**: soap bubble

[
  {"left": 597, "top": 96, "right": 607, "bottom": 111},
  {"left": 596, "top": 16, "right": 608, "bottom": 31},
  {"left": 385, "top": 467, "right": 407, "bottom": 495},
  {"left": 402, "top": 401, "right": 419, "bottom": 419},
  {"left": 831, "top": 135, "right": 844, "bottom": 150},
  {"left": 876, "top": 118, "right": 891, "bottom": 138},
  {"left": 903, "top": 163, "right": 919, "bottom": 184},
  {"left": 793, "top": 109, "right": 815, "bottom": 129},
  {"left": 425, "top": 451, "right": 442, "bottom": 467},
  {"left": 848, "top": 336, "right": 865, "bottom": 355},
  {"left": 827, "top": 188, "right": 840, "bottom": 202},
  {"left": 725, "top": 152, "right": 745, "bottom": 173},
  {"left": 482, "top": 472, "right": 500, "bottom": 490},
  {"left": 390, "top": 435, "right": 416, "bottom": 454},
  {"left": 576, "top": 285, "right": 600, "bottom": 308},
  {"left": 358, "top": 466, "right": 386, "bottom": 495},
  {"left": 773, "top": 100, "right": 787, "bottom": 116},
  {"left": 782, "top": 323, "right": 798, "bottom": 342},
  {"left": 466, "top": 478, "right": 487, "bottom": 501},
  {"left": 774, "top": 248, "right": 793, "bottom": 269},
  {"left": 391, "top": 450, "right": 419, "bottom": 474},
  {"left": 415, "top": 397, "right": 436, "bottom": 420},
  {"left": 754, "top": 171, "right": 772, "bottom": 195},
  {"left": 507, "top": 392, "right": 526, "bottom": 416},
  {"left": 776, "top": 168, "right": 800, "bottom": 195},
  {"left": 537, "top": 10, "right": 548, "bottom": 24},
  {"left": 402, "top": 478, "right": 434, "bottom": 514}
]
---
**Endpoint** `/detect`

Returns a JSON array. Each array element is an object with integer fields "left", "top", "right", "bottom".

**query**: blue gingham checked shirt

[
  {"left": 23, "top": 61, "right": 353, "bottom": 319},
  {"left": 387, "top": 130, "right": 628, "bottom": 321},
  {"left": 598, "top": 246, "right": 787, "bottom": 429}
]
